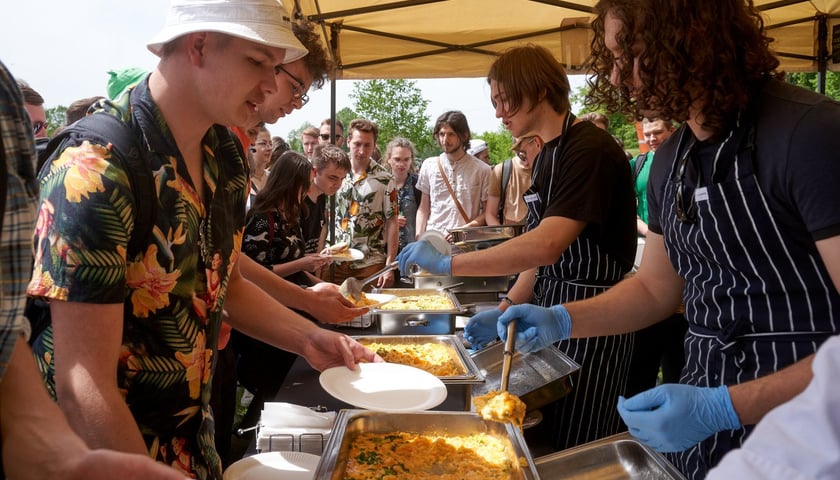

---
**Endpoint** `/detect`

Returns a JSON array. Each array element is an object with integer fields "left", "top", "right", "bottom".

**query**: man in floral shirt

[
  {"left": 332, "top": 118, "right": 398, "bottom": 287},
  {"left": 25, "top": 1, "right": 378, "bottom": 479}
]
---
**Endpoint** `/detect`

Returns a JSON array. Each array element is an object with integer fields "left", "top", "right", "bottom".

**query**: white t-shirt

[{"left": 416, "top": 153, "right": 491, "bottom": 232}]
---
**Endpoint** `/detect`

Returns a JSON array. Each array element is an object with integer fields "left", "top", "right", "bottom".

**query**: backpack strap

[
  {"left": 633, "top": 152, "right": 648, "bottom": 181},
  {"left": 497, "top": 159, "right": 512, "bottom": 223},
  {"left": 38, "top": 110, "right": 154, "bottom": 258}
]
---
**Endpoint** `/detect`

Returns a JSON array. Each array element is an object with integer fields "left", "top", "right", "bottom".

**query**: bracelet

[{"left": 501, "top": 296, "right": 515, "bottom": 306}]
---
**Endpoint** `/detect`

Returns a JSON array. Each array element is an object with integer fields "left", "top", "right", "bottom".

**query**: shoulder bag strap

[{"left": 436, "top": 156, "right": 470, "bottom": 223}]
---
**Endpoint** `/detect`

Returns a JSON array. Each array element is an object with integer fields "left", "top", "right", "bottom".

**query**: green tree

[
  {"left": 45, "top": 105, "right": 67, "bottom": 136},
  {"left": 335, "top": 106, "right": 357, "bottom": 134},
  {"left": 572, "top": 84, "right": 639, "bottom": 155},
  {"left": 349, "top": 79, "right": 435, "bottom": 158},
  {"left": 474, "top": 128, "right": 514, "bottom": 166},
  {"left": 286, "top": 121, "right": 316, "bottom": 152},
  {"left": 786, "top": 72, "right": 840, "bottom": 100}
]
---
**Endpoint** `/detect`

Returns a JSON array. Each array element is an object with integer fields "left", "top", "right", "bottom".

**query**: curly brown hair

[
  {"left": 293, "top": 18, "right": 333, "bottom": 90},
  {"left": 586, "top": 0, "right": 781, "bottom": 136}
]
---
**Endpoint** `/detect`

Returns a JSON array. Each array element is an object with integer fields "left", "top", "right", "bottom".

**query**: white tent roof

[{"left": 294, "top": 0, "right": 840, "bottom": 79}]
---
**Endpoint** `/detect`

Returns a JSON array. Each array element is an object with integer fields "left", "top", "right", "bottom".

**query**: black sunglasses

[
  {"left": 276, "top": 65, "right": 309, "bottom": 106},
  {"left": 32, "top": 121, "right": 48, "bottom": 135},
  {"left": 674, "top": 138, "right": 698, "bottom": 224}
]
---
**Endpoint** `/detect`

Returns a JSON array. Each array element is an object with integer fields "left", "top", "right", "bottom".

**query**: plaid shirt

[{"left": 0, "top": 60, "right": 38, "bottom": 379}]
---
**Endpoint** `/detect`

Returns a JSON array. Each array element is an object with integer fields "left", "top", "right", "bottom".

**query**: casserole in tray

[{"left": 315, "top": 409, "right": 541, "bottom": 479}]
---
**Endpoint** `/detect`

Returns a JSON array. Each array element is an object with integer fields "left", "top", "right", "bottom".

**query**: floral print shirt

[
  {"left": 334, "top": 160, "right": 397, "bottom": 269},
  {"left": 27, "top": 79, "right": 248, "bottom": 480},
  {"left": 242, "top": 210, "right": 312, "bottom": 286}
]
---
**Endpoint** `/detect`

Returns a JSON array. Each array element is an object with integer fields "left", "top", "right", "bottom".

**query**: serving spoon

[{"left": 339, "top": 261, "right": 399, "bottom": 302}]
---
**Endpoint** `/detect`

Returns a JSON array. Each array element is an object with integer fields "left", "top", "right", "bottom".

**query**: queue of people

[{"left": 4, "top": 0, "right": 840, "bottom": 479}]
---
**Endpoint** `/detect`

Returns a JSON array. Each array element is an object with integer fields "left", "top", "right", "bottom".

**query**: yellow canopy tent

[{"left": 293, "top": 0, "right": 840, "bottom": 81}]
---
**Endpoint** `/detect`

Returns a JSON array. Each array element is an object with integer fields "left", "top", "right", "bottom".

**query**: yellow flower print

[
  {"left": 126, "top": 244, "right": 180, "bottom": 317},
  {"left": 164, "top": 156, "right": 202, "bottom": 211},
  {"left": 59, "top": 142, "right": 111, "bottom": 203},
  {"left": 349, "top": 200, "right": 360, "bottom": 216},
  {"left": 26, "top": 263, "right": 68, "bottom": 300},
  {"left": 174, "top": 332, "right": 212, "bottom": 400}
]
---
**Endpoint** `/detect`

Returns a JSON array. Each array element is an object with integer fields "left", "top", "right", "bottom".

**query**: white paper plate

[
  {"left": 223, "top": 451, "right": 320, "bottom": 480},
  {"left": 361, "top": 293, "right": 397, "bottom": 308},
  {"left": 330, "top": 248, "right": 364, "bottom": 262},
  {"left": 319, "top": 362, "right": 447, "bottom": 412}
]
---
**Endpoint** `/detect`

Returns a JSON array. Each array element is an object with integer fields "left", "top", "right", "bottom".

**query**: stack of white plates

[{"left": 224, "top": 451, "right": 320, "bottom": 480}]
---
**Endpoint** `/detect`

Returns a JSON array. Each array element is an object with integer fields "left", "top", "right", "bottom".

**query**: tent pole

[{"left": 818, "top": 14, "right": 828, "bottom": 94}]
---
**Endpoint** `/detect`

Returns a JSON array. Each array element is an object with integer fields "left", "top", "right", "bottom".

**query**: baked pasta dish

[
  {"left": 347, "top": 292, "right": 379, "bottom": 307},
  {"left": 362, "top": 342, "right": 466, "bottom": 377},
  {"left": 473, "top": 391, "right": 527, "bottom": 429},
  {"left": 377, "top": 294, "right": 454, "bottom": 311},
  {"left": 343, "top": 431, "right": 522, "bottom": 479}
]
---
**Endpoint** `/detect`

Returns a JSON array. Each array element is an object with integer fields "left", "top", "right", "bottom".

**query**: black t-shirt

[
  {"left": 300, "top": 194, "right": 326, "bottom": 254},
  {"left": 533, "top": 120, "right": 637, "bottom": 270},
  {"left": 648, "top": 79, "right": 840, "bottom": 243}
]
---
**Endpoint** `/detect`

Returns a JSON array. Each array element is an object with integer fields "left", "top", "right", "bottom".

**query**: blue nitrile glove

[
  {"left": 396, "top": 239, "right": 452, "bottom": 276},
  {"left": 497, "top": 304, "right": 572, "bottom": 353},
  {"left": 617, "top": 384, "right": 741, "bottom": 452},
  {"left": 464, "top": 309, "right": 502, "bottom": 349}
]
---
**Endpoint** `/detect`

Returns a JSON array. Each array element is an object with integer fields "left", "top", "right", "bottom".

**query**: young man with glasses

[
  {"left": 485, "top": 133, "right": 541, "bottom": 226},
  {"left": 26, "top": 1, "right": 379, "bottom": 478},
  {"left": 15, "top": 80, "right": 48, "bottom": 139},
  {"left": 319, "top": 118, "right": 344, "bottom": 148},
  {"left": 465, "top": 1, "right": 840, "bottom": 478}
]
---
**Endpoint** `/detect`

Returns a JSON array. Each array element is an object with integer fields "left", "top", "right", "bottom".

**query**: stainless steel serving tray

[
  {"left": 315, "top": 409, "right": 541, "bottom": 480},
  {"left": 449, "top": 223, "right": 526, "bottom": 244},
  {"left": 413, "top": 272, "right": 513, "bottom": 293},
  {"left": 370, "top": 288, "right": 464, "bottom": 335},
  {"left": 471, "top": 342, "right": 580, "bottom": 411},
  {"left": 353, "top": 334, "right": 485, "bottom": 384},
  {"left": 535, "top": 432, "right": 686, "bottom": 479}
]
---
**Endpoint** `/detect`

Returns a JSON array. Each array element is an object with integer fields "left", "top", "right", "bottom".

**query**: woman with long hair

[
  {"left": 243, "top": 151, "right": 330, "bottom": 286},
  {"left": 384, "top": 136, "right": 421, "bottom": 252}
]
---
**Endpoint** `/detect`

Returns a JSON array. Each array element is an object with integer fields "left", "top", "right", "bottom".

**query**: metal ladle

[{"left": 339, "top": 261, "right": 399, "bottom": 302}]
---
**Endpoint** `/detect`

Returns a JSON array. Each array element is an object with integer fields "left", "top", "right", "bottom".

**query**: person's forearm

[
  {"left": 498, "top": 270, "right": 536, "bottom": 313},
  {"left": 728, "top": 355, "right": 815, "bottom": 425},
  {"left": 564, "top": 233, "right": 684, "bottom": 337},
  {"left": 56, "top": 362, "right": 148, "bottom": 454},
  {"left": 239, "top": 254, "right": 318, "bottom": 312},
  {"left": 386, "top": 217, "right": 398, "bottom": 263},
  {"left": 271, "top": 258, "right": 309, "bottom": 277},
  {"left": 450, "top": 216, "right": 582, "bottom": 277},
  {"left": 224, "top": 272, "right": 320, "bottom": 356},
  {"left": 416, "top": 195, "right": 429, "bottom": 238}
]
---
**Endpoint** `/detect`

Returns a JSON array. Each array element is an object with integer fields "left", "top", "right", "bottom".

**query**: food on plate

[
  {"left": 346, "top": 291, "right": 379, "bottom": 307},
  {"left": 362, "top": 342, "right": 466, "bottom": 377},
  {"left": 343, "top": 431, "right": 521, "bottom": 479},
  {"left": 327, "top": 241, "right": 354, "bottom": 258},
  {"left": 473, "top": 390, "right": 527, "bottom": 428},
  {"left": 377, "top": 293, "right": 454, "bottom": 311}
]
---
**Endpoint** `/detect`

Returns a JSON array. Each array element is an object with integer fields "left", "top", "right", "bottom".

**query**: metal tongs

[
  {"left": 500, "top": 320, "right": 516, "bottom": 391},
  {"left": 339, "top": 261, "right": 399, "bottom": 302}
]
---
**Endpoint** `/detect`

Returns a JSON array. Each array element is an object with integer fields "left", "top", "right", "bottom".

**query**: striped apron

[
  {"left": 660, "top": 123, "right": 839, "bottom": 479},
  {"left": 525, "top": 113, "right": 635, "bottom": 450}
]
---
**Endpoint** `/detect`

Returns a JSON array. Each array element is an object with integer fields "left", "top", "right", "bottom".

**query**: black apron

[
  {"left": 660, "top": 119, "right": 838, "bottom": 479},
  {"left": 524, "top": 113, "right": 635, "bottom": 450}
]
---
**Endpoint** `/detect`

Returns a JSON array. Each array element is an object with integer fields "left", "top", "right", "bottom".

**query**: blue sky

[{"left": 2, "top": 0, "right": 584, "bottom": 138}]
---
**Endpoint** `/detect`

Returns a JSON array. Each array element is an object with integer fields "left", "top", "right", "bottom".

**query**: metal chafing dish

[
  {"left": 315, "top": 409, "right": 541, "bottom": 480},
  {"left": 370, "top": 288, "right": 465, "bottom": 335},
  {"left": 535, "top": 432, "right": 686, "bottom": 479},
  {"left": 449, "top": 223, "right": 526, "bottom": 252},
  {"left": 354, "top": 334, "right": 486, "bottom": 411},
  {"left": 471, "top": 342, "right": 580, "bottom": 412}
]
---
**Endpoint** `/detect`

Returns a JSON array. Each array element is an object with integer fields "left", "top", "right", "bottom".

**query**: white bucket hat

[
  {"left": 468, "top": 139, "right": 488, "bottom": 156},
  {"left": 147, "top": 0, "right": 308, "bottom": 63}
]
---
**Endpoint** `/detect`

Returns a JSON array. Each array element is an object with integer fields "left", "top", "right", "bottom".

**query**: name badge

[
  {"left": 694, "top": 187, "right": 709, "bottom": 202},
  {"left": 524, "top": 193, "right": 540, "bottom": 203}
]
